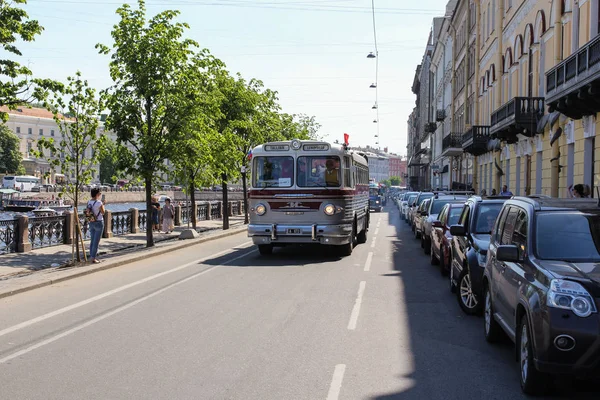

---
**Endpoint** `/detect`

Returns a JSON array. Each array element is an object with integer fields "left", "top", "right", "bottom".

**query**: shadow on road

[{"left": 370, "top": 208, "right": 600, "bottom": 400}]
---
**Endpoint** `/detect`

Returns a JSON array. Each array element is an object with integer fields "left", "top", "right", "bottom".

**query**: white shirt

[{"left": 87, "top": 199, "right": 104, "bottom": 222}]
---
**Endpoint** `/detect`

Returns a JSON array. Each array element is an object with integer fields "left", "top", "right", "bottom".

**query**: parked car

[
  {"left": 420, "top": 195, "right": 468, "bottom": 253},
  {"left": 398, "top": 191, "right": 418, "bottom": 219},
  {"left": 483, "top": 197, "right": 600, "bottom": 395},
  {"left": 413, "top": 198, "right": 431, "bottom": 239},
  {"left": 430, "top": 202, "right": 465, "bottom": 274},
  {"left": 409, "top": 192, "right": 435, "bottom": 229},
  {"left": 449, "top": 196, "right": 509, "bottom": 315},
  {"left": 402, "top": 194, "right": 418, "bottom": 221}
]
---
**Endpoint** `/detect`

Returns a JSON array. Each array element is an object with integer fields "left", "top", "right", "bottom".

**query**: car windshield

[
  {"left": 448, "top": 207, "right": 463, "bottom": 226},
  {"left": 536, "top": 212, "right": 600, "bottom": 261},
  {"left": 431, "top": 199, "right": 464, "bottom": 215},
  {"left": 253, "top": 156, "right": 294, "bottom": 188},
  {"left": 297, "top": 156, "right": 340, "bottom": 187},
  {"left": 474, "top": 203, "right": 504, "bottom": 234},
  {"left": 417, "top": 194, "right": 433, "bottom": 205},
  {"left": 407, "top": 195, "right": 417, "bottom": 205}
]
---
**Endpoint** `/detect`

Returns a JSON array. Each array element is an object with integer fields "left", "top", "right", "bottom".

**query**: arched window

[
  {"left": 534, "top": 10, "right": 547, "bottom": 43},
  {"left": 523, "top": 24, "right": 534, "bottom": 53},
  {"left": 514, "top": 35, "right": 524, "bottom": 59}
]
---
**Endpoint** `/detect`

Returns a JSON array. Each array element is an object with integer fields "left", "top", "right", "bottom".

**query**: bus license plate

[
  {"left": 287, "top": 228, "right": 301, "bottom": 234},
  {"left": 285, "top": 212, "right": 304, "bottom": 216}
]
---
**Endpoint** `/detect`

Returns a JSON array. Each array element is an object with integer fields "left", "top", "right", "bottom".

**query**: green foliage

[
  {"left": 34, "top": 71, "right": 105, "bottom": 209},
  {"left": 97, "top": 138, "right": 123, "bottom": 184},
  {"left": 0, "top": 123, "right": 25, "bottom": 174},
  {"left": 98, "top": 0, "right": 211, "bottom": 245},
  {"left": 0, "top": 0, "right": 63, "bottom": 122},
  {"left": 389, "top": 176, "right": 403, "bottom": 186}
]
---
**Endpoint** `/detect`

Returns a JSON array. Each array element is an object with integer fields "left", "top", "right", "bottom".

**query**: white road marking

[
  {"left": 374, "top": 227, "right": 379, "bottom": 235},
  {"left": 347, "top": 281, "right": 366, "bottom": 330},
  {"left": 364, "top": 252, "right": 373, "bottom": 272},
  {"left": 0, "top": 249, "right": 257, "bottom": 364},
  {"left": 0, "top": 241, "right": 253, "bottom": 339},
  {"left": 326, "top": 364, "right": 346, "bottom": 400},
  {"left": 371, "top": 237, "right": 377, "bottom": 248}
]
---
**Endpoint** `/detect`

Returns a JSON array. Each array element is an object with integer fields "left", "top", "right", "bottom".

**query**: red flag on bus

[{"left": 343, "top": 133, "right": 349, "bottom": 145}]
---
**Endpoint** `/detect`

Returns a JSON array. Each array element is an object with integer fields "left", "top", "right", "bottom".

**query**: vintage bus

[{"left": 247, "top": 139, "right": 370, "bottom": 256}]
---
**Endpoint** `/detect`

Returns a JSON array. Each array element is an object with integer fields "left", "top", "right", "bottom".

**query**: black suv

[
  {"left": 483, "top": 197, "right": 600, "bottom": 395},
  {"left": 449, "top": 196, "right": 509, "bottom": 315}
]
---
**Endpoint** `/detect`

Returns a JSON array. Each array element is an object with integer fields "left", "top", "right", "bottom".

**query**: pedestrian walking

[
  {"left": 162, "top": 198, "right": 175, "bottom": 233},
  {"left": 86, "top": 188, "right": 105, "bottom": 264},
  {"left": 500, "top": 185, "right": 513, "bottom": 196},
  {"left": 151, "top": 196, "right": 161, "bottom": 232}
]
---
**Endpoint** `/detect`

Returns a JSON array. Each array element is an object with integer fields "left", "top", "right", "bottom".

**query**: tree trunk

[
  {"left": 145, "top": 175, "right": 154, "bottom": 247},
  {"left": 74, "top": 189, "right": 80, "bottom": 262},
  {"left": 190, "top": 173, "right": 197, "bottom": 229},
  {"left": 221, "top": 172, "right": 229, "bottom": 230}
]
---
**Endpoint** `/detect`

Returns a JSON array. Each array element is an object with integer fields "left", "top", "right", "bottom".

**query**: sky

[{"left": 17, "top": 0, "right": 447, "bottom": 156}]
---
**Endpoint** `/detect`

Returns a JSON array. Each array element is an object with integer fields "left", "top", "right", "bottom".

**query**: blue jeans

[{"left": 89, "top": 221, "right": 104, "bottom": 259}]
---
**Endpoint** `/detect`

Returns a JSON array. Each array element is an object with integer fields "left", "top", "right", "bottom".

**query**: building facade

[
  {"left": 409, "top": 0, "right": 600, "bottom": 198},
  {"left": 388, "top": 154, "right": 407, "bottom": 181}
]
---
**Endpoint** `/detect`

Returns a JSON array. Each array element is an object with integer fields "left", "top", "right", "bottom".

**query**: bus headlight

[
  {"left": 255, "top": 204, "right": 267, "bottom": 216},
  {"left": 324, "top": 204, "right": 336, "bottom": 216}
]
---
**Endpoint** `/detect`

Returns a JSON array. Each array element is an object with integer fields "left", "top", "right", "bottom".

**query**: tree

[
  {"left": 98, "top": 138, "right": 119, "bottom": 184},
  {"left": 97, "top": 0, "right": 207, "bottom": 247},
  {"left": 0, "top": 0, "right": 62, "bottom": 121},
  {"left": 34, "top": 71, "right": 105, "bottom": 262},
  {"left": 0, "top": 124, "right": 25, "bottom": 174},
  {"left": 390, "top": 176, "right": 402, "bottom": 186}
]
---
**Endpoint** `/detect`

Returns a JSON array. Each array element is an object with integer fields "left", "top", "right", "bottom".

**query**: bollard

[
  {"left": 103, "top": 210, "right": 113, "bottom": 238},
  {"left": 228, "top": 201, "right": 233, "bottom": 217},
  {"left": 237, "top": 200, "right": 242, "bottom": 215},
  {"left": 16, "top": 215, "right": 32, "bottom": 253},
  {"left": 205, "top": 203, "right": 210, "bottom": 221},
  {"left": 218, "top": 201, "right": 223, "bottom": 219},
  {"left": 63, "top": 210, "right": 75, "bottom": 245},
  {"left": 174, "top": 205, "right": 182, "bottom": 226},
  {"left": 130, "top": 208, "right": 140, "bottom": 233}
]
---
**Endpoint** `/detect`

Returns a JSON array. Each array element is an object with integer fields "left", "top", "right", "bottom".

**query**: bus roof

[{"left": 251, "top": 139, "right": 368, "bottom": 166}]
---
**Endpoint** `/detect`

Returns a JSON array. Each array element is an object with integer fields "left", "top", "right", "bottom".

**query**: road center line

[
  {"left": 0, "top": 241, "right": 253, "bottom": 339},
  {"left": 364, "top": 252, "right": 373, "bottom": 272},
  {"left": 374, "top": 227, "right": 379, "bottom": 235},
  {"left": 0, "top": 249, "right": 257, "bottom": 364},
  {"left": 326, "top": 364, "right": 346, "bottom": 400},
  {"left": 347, "top": 281, "right": 366, "bottom": 330},
  {"left": 370, "top": 237, "right": 377, "bottom": 248}
]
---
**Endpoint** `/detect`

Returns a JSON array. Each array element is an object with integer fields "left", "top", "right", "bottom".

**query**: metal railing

[
  {"left": 210, "top": 202, "right": 220, "bottom": 219},
  {"left": 490, "top": 97, "right": 545, "bottom": 127},
  {"left": 0, "top": 219, "right": 18, "bottom": 254},
  {"left": 442, "top": 133, "right": 462, "bottom": 151},
  {"left": 28, "top": 216, "right": 67, "bottom": 249},
  {"left": 111, "top": 211, "right": 132, "bottom": 236},
  {"left": 547, "top": 34, "right": 600, "bottom": 94}
]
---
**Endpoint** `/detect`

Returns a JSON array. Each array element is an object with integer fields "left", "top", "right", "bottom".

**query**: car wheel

[
  {"left": 258, "top": 244, "right": 273, "bottom": 255},
  {"left": 457, "top": 268, "right": 481, "bottom": 315},
  {"left": 430, "top": 241, "right": 439, "bottom": 265},
  {"left": 483, "top": 285, "right": 503, "bottom": 343},
  {"left": 414, "top": 227, "right": 420, "bottom": 239},
  {"left": 423, "top": 236, "right": 431, "bottom": 254},
  {"left": 519, "top": 315, "right": 548, "bottom": 395},
  {"left": 357, "top": 223, "right": 368, "bottom": 244}
]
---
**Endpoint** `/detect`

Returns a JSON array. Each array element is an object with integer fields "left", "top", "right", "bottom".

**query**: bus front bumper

[{"left": 248, "top": 223, "right": 353, "bottom": 245}]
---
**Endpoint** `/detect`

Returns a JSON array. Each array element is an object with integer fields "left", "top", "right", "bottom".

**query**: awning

[
  {"left": 487, "top": 138, "right": 501, "bottom": 152},
  {"left": 550, "top": 127, "right": 563, "bottom": 146},
  {"left": 441, "top": 165, "right": 449, "bottom": 174},
  {"left": 536, "top": 113, "right": 549, "bottom": 133}
]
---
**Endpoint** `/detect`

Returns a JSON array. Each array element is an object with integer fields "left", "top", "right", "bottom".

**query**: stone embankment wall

[{"left": 29, "top": 191, "right": 244, "bottom": 204}]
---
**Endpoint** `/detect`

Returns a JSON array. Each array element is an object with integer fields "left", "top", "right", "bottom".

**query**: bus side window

[{"left": 344, "top": 157, "right": 351, "bottom": 188}]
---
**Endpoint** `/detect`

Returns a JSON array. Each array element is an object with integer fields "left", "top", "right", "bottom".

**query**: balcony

[
  {"left": 441, "top": 133, "right": 463, "bottom": 157},
  {"left": 546, "top": 34, "right": 600, "bottom": 119},
  {"left": 424, "top": 122, "right": 437, "bottom": 133},
  {"left": 490, "top": 97, "right": 545, "bottom": 143},
  {"left": 462, "top": 126, "right": 490, "bottom": 156},
  {"left": 436, "top": 109, "right": 446, "bottom": 121}
]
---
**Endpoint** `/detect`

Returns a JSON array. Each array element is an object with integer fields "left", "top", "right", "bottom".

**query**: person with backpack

[{"left": 85, "top": 188, "right": 105, "bottom": 264}]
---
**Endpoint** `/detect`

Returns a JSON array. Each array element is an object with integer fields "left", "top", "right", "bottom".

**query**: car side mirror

[
  {"left": 432, "top": 220, "right": 443, "bottom": 228},
  {"left": 449, "top": 225, "right": 466, "bottom": 236},
  {"left": 496, "top": 245, "right": 521, "bottom": 263}
]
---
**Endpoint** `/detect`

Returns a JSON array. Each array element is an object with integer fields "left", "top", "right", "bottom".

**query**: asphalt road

[{"left": 0, "top": 207, "right": 598, "bottom": 399}]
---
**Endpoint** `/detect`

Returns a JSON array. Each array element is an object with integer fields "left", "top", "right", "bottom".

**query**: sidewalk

[{"left": 0, "top": 216, "right": 246, "bottom": 287}]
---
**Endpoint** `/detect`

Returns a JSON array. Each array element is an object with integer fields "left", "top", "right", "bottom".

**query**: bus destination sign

[
  {"left": 303, "top": 144, "right": 329, "bottom": 151},
  {"left": 264, "top": 144, "right": 289, "bottom": 151}
]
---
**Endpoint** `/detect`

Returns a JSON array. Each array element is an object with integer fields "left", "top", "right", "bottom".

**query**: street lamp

[
  {"left": 241, "top": 165, "right": 249, "bottom": 224},
  {"left": 372, "top": 103, "right": 378, "bottom": 109},
  {"left": 367, "top": 52, "right": 376, "bottom": 59},
  {"left": 369, "top": 83, "right": 377, "bottom": 88},
  {"left": 373, "top": 119, "right": 378, "bottom": 123}
]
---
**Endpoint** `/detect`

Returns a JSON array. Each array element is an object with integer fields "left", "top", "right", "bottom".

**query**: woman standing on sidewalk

[
  {"left": 87, "top": 188, "right": 105, "bottom": 264},
  {"left": 162, "top": 198, "right": 175, "bottom": 233}
]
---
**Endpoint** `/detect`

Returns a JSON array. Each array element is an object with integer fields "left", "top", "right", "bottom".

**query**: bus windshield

[
  {"left": 296, "top": 156, "right": 340, "bottom": 187},
  {"left": 253, "top": 156, "right": 294, "bottom": 188}
]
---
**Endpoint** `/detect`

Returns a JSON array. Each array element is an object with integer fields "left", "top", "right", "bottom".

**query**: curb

[{"left": 0, "top": 225, "right": 248, "bottom": 300}]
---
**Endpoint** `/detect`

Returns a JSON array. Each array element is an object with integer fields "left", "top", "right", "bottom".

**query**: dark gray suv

[{"left": 483, "top": 197, "right": 600, "bottom": 395}]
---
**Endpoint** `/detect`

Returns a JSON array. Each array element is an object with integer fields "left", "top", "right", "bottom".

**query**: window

[
  {"left": 344, "top": 157, "right": 352, "bottom": 187},
  {"left": 39, "top": 128, "right": 43, "bottom": 135},
  {"left": 491, "top": 0, "right": 496, "bottom": 32},
  {"left": 512, "top": 209, "right": 528, "bottom": 258},
  {"left": 500, "top": 208, "right": 519, "bottom": 245},
  {"left": 16, "top": 127, "right": 21, "bottom": 134},
  {"left": 297, "top": 156, "right": 340, "bottom": 187},
  {"left": 535, "top": 212, "right": 600, "bottom": 261},
  {"left": 252, "top": 156, "right": 294, "bottom": 188},
  {"left": 28, "top": 127, "right": 32, "bottom": 135},
  {"left": 476, "top": 203, "right": 504, "bottom": 235},
  {"left": 51, "top": 130, "right": 55, "bottom": 137},
  {"left": 438, "top": 205, "right": 448, "bottom": 225},
  {"left": 469, "top": 3, "right": 476, "bottom": 31},
  {"left": 448, "top": 206, "right": 464, "bottom": 226}
]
